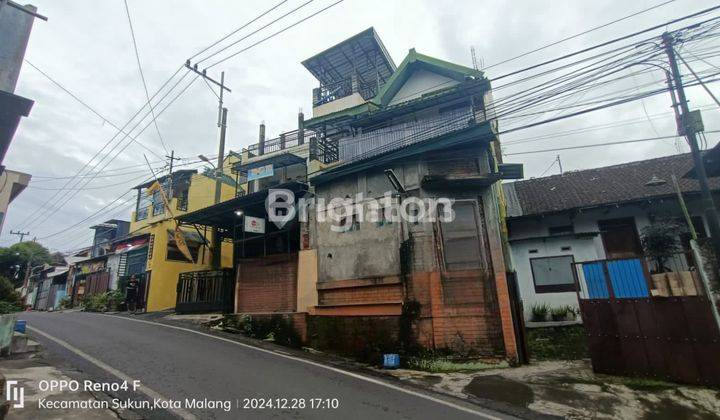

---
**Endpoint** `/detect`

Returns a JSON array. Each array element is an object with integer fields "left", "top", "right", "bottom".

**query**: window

[
  {"left": 530, "top": 255, "right": 576, "bottom": 293},
  {"left": 166, "top": 233, "right": 201, "bottom": 262},
  {"left": 439, "top": 200, "right": 486, "bottom": 271}
]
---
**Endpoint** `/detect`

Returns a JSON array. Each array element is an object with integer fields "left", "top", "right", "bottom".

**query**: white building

[{"left": 504, "top": 153, "right": 717, "bottom": 321}]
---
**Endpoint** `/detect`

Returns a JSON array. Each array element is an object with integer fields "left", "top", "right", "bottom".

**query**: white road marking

[
  {"left": 100, "top": 313, "right": 504, "bottom": 419},
  {"left": 27, "top": 325, "right": 197, "bottom": 420}
]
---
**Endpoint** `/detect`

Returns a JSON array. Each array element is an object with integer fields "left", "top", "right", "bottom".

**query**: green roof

[
  {"left": 304, "top": 49, "right": 486, "bottom": 128},
  {"left": 372, "top": 49, "right": 484, "bottom": 107}
]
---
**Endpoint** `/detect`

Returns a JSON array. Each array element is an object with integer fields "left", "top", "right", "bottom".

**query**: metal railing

[
  {"left": 176, "top": 269, "right": 234, "bottom": 314},
  {"left": 338, "top": 106, "right": 477, "bottom": 163},
  {"left": 245, "top": 128, "right": 316, "bottom": 157}
]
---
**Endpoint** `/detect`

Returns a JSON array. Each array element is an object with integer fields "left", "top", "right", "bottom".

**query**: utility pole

[
  {"left": 165, "top": 150, "right": 180, "bottom": 198},
  {"left": 9, "top": 230, "right": 29, "bottom": 242},
  {"left": 185, "top": 61, "right": 231, "bottom": 267},
  {"left": 662, "top": 32, "right": 720, "bottom": 264},
  {"left": 556, "top": 155, "right": 563, "bottom": 176}
]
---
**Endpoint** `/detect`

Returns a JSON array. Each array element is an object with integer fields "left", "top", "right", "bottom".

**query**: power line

[
  {"left": 23, "top": 60, "right": 164, "bottom": 158},
  {"left": 503, "top": 130, "right": 720, "bottom": 156},
  {"left": 205, "top": 0, "right": 345, "bottom": 68},
  {"left": 482, "top": 0, "right": 677, "bottom": 71},
  {"left": 22, "top": 73, "right": 198, "bottom": 232},
  {"left": 123, "top": 0, "right": 169, "bottom": 155},
  {"left": 197, "top": 0, "right": 317, "bottom": 65},
  {"left": 188, "top": 0, "right": 288, "bottom": 61},
  {"left": 491, "top": 4, "right": 720, "bottom": 82}
]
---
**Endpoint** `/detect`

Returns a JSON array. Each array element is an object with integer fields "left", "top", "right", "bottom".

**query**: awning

[
  {"left": 114, "top": 244, "right": 148, "bottom": 255},
  {"left": 176, "top": 181, "right": 308, "bottom": 230},
  {"left": 302, "top": 27, "right": 395, "bottom": 89},
  {"left": 233, "top": 152, "right": 305, "bottom": 173}
]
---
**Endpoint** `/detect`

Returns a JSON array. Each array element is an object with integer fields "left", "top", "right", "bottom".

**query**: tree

[
  {"left": 0, "top": 242, "right": 52, "bottom": 287},
  {"left": 641, "top": 219, "right": 685, "bottom": 273}
]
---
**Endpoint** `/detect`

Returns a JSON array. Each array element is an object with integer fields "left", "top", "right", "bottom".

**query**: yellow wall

[
  {"left": 296, "top": 249, "right": 318, "bottom": 312},
  {"left": 128, "top": 154, "right": 239, "bottom": 312}
]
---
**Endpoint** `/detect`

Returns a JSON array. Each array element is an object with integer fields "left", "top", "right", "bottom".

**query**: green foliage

[
  {"left": 211, "top": 314, "right": 301, "bottom": 348},
  {"left": 549, "top": 305, "right": 576, "bottom": 321},
  {"left": 59, "top": 296, "right": 72, "bottom": 310},
  {"left": 0, "top": 242, "right": 52, "bottom": 287},
  {"left": 641, "top": 219, "right": 685, "bottom": 273},
  {"left": 0, "top": 301, "right": 20, "bottom": 314},
  {"left": 0, "top": 276, "right": 21, "bottom": 305},
  {"left": 527, "top": 325, "right": 589, "bottom": 360},
  {"left": 406, "top": 358, "right": 508, "bottom": 373},
  {"left": 82, "top": 290, "right": 124, "bottom": 312},
  {"left": 530, "top": 303, "right": 549, "bottom": 322}
]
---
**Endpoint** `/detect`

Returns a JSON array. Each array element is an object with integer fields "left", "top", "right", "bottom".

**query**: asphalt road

[{"left": 15, "top": 311, "right": 512, "bottom": 420}]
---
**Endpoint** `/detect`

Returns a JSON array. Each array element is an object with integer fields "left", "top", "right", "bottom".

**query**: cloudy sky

[{"left": 3, "top": 0, "right": 720, "bottom": 251}]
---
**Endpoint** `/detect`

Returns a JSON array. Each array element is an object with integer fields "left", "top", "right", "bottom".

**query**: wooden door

[{"left": 598, "top": 218, "right": 642, "bottom": 259}]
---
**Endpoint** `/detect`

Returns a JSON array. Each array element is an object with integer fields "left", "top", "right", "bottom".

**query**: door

[{"left": 598, "top": 217, "right": 642, "bottom": 259}]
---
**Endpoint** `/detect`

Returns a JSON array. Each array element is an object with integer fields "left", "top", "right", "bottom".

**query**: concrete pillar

[
  {"left": 297, "top": 111, "right": 305, "bottom": 145},
  {"left": 258, "top": 122, "right": 265, "bottom": 156},
  {"left": 0, "top": 4, "right": 37, "bottom": 93}
]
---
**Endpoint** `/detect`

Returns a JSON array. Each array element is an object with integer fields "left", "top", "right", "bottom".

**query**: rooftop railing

[{"left": 245, "top": 128, "right": 316, "bottom": 157}]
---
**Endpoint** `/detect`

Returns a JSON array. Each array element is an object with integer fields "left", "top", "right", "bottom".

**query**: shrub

[
  {"left": 0, "top": 301, "right": 20, "bottom": 314},
  {"left": 530, "top": 303, "right": 549, "bottom": 322},
  {"left": 641, "top": 219, "right": 684, "bottom": 273},
  {"left": 82, "top": 290, "right": 124, "bottom": 312},
  {"left": 0, "top": 276, "right": 21, "bottom": 307},
  {"left": 59, "top": 296, "right": 72, "bottom": 310}
]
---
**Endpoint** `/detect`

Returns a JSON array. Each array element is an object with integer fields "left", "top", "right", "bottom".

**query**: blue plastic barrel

[
  {"left": 383, "top": 353, "right": 400, "bottom": 369},
  {"left": 14, "top": 320, "right": 26, "bottom": 334}
]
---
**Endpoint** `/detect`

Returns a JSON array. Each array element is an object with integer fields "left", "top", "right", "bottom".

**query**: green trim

[
  {"left": 373, "top": 49, "right": 484, "bottom": 107},
  {"left": 304, "top": 102, "right": 379, "bottom": 128},
  {"left": 310, "top": 122, "right": 495, "bottom": 184}
]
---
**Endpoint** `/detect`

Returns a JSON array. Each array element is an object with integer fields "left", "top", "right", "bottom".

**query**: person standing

[{"left": 125, "top": 274, "right": 140, "bottom": 314}]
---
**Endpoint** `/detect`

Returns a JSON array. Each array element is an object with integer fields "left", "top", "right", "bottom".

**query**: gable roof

[
  {"left": 505, "top": 153, "right": 720, "bottom": 218},
  {"left": 373, "top": 48, "right": 484, "bottom": 107}
]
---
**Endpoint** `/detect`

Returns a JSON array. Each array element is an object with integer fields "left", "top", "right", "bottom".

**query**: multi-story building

[
  {"left": 126, "top": 158, "right": 238, "bottom": 312},
  {"left": 179, "top": 28, "right": 524, "bottom": 362}
]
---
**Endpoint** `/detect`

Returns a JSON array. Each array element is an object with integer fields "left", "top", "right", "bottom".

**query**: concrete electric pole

[
  {"left": 662, "top": 32, "right": 720, "bottom": 264},
  {"left": 184, "top": 61, "right": 231, "bottom": 268}
]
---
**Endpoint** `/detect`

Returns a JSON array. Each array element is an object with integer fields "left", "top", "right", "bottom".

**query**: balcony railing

[
  {"left": 337, "top": 106, "right": 478, "bottom": 163},
  {"left": 312, "top": 78, "right": 379, "bottom": 106},
  {"left": 245, "top": 128, "right": 316, "bottom": 157}
]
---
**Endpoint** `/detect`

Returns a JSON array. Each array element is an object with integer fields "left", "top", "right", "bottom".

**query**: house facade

[
  {"left": 504, "top": 153, "right": 718, "bottom": 321},
  {"left": 127, "top": 161, "right": 237, "bottom": 312},
  {"left": 176, "top": 28, "right": 523, "bottom": 362}
]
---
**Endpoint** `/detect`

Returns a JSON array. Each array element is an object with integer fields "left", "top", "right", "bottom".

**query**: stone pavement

[{"left": 1, "top": 356, "right": 118, "bottom": 420}]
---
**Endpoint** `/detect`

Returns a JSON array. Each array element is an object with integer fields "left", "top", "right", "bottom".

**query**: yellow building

[{"left": 128, "top": 155, "right": 238, "bottom": 312}]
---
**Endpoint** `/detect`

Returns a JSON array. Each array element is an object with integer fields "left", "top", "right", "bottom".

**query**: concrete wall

[
  {"left": 507, "top": 197, "right": 710, "bottom": 321},
  {"left": 0, "top": 169, "right": 30, "bottom": 235},
  {"left": 0, "top": 4, "right": 36, "bottom": 93},
  {"left": 388, "top": 69, "right": 459, "bottom": 106},
  {"left": 312, "top": 93, "right": 366, "bottom": 118}
]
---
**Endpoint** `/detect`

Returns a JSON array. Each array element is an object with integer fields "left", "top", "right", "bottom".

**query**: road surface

[{"left": 13, "top": 311, "right": 512, "bottom": 420}]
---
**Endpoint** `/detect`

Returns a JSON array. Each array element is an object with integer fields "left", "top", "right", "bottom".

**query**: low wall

[{"left": 0, "top": 314, "right": 17, "bottom": 356}]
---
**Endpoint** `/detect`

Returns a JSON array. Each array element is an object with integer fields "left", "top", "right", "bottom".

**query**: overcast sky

[{"left": 3, "top": 0, "right": 720, "bottom": 251}]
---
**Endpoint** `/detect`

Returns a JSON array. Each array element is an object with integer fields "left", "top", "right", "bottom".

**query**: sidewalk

[{"left": 1, "top": 356, "right": 117, "bottom": 420}]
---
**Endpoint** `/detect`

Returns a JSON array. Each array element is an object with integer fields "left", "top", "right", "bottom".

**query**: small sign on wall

[
  {"left": 247, "top": 164, "right": 274, "bottom": 181},
  {"left": 244, "top": 216, "right": 266, "bottom": 234}
]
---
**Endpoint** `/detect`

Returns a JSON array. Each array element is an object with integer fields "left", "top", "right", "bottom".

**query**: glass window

[{"left": 530, "top": 255, "right": 576, "bottom": 293}]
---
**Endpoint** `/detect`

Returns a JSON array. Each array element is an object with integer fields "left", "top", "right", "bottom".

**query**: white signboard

[{"left": 244, "top": 216, "right": 266, "bottom": 234}]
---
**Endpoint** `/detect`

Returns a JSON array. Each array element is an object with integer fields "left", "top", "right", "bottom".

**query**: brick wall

[
  {"left": 318, "top": 282, "right": 403, "bottom": 306},
  {"left": 407, "top": 270, "right": 505, "bottom": 356},
  {"left": 236, "top": 254, "right": 298, "bottom": 313}
]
